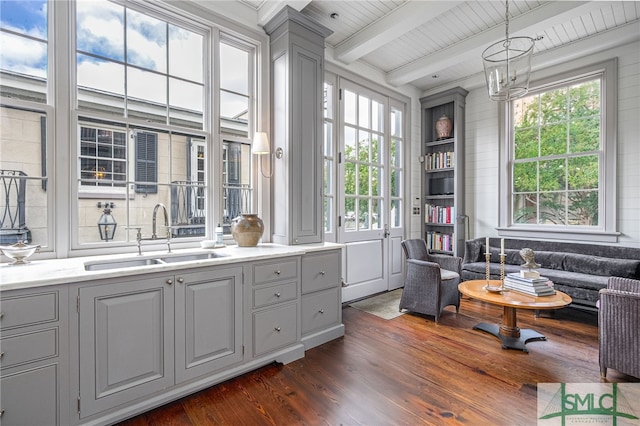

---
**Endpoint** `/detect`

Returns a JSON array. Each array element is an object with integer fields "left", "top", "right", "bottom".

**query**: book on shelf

[
  {"left": 425, "top": 231, "right": 453, "bottom": 252},
  {"left": 424, "top": 151, "right": 454, "bottom": 170},
  {"left": 424, "top": 204, "right": 455, "bottom": 224}
]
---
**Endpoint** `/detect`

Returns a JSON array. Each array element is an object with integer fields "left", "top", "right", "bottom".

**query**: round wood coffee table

[{"left": 458, "top": 279, "right": 572, "bottom": 352}]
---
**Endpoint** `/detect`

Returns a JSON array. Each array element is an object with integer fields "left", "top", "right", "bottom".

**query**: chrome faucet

[{"left": 152, "top": 203, "right": 172, "bottom": 253}]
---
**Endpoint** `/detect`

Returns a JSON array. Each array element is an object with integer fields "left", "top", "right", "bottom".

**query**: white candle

[
  {"left": 486, "top": 237, "right": 490, "bottom": 253},
  {"left": 501, "top": 238, "right": 505, "bottom": 255}
]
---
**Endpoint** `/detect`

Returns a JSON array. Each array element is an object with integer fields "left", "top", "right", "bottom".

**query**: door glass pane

[
  {"left": 372, "top": 100, "right": 383, "bottom": 133},
  {"left": 371, "top": 199, "right": 382, "bottom": 229},
  {"left": 357, "top": 164, "right": 369, "bottom": 196},
  {"left": 324, "top": 122, "right": 333, "bottom": 156},
  {"left": 391, "top": 199, "right": 401, "bottom": 228},
  {"left": 358, "top": 131, "right": 369, "bottom": 162},
  {"left": 358, "top": 95, "right": 369, "bottom": 128},
  {"left": 324, "top": 83, "right": 333, "bottom": 119},
  {"left": 344, "top": 162, "right": 356, "bottom": 195},
  {"left": 359, "top": 199, "right": 370, "bottom": 230},
  {"left": 372, "top": 135, "right": 383, "bottom": 164},
  {"left": 371, "top": 167, "right": 380, "bottom": 197},
  {"left": 344, "top": 90, "right": 356, "bottom": 125},
  {"left": 344, "top": 197, "right": 356, "bottom": 231}
]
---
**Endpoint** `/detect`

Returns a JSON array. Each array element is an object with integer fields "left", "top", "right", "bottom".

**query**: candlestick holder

[
  {"left": 500, "top": 253, "right": 506, "bottom": 289},
  {"left": 485, "top": 252, "right": 491, "bottom": 285}
]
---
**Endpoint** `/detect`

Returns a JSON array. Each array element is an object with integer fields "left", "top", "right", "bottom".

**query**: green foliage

[{"left": 512, "top": 80, "right": 600, "bottom": 226}]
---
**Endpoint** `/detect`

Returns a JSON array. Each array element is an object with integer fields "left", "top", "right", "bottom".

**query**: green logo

[{"left": 539, "top": 383, "right": 638, "bottom": 425}]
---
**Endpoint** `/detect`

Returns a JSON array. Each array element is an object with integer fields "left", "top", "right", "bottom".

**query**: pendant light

[{"left": 482, "top": 0, "right": 536, "bottom": 102}]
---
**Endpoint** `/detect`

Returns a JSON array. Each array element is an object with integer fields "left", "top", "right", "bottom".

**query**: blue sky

[{"left": 0, "top": 0, "right": 47, "bottom": 38}]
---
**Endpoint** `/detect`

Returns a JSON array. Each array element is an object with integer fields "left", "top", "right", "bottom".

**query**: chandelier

[{"left": 482, "top": 0, "right": 536, "bottom": 101}]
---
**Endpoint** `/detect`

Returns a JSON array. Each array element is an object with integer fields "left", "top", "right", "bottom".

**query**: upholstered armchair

[
  {"left": 599, "top": 276, "right": 640, "bottom": 379},
  {"left": 400, "top": 239, "right": 462, "bottom": 322}
]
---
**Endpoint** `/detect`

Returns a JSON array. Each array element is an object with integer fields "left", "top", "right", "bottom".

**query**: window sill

[
  {"left": 496, "top": 226, "right": 620, "bottom": 243},
  {"left": 78, "top": 189, "right": 133, "bottom": 200}
]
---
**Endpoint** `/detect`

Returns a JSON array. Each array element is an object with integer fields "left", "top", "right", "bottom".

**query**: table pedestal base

[{"left": 473, "top": 322, "right": 546, "bottom": 352}]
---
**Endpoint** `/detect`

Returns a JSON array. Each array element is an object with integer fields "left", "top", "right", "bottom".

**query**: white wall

[{"left": 464, "top": 41, "right": 640, "bottom": 247}]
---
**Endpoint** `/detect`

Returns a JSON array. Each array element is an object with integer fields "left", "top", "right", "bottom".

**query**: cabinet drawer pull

[
  {"left": 275, "top": 292, "right": 281, "bottom": 298},
  {"left": 274, "top": 326, "right": 281, "bottom": 332},
  {"left": 0, "top": 351, "right": 4, "bottom": 358},
  {"left": 0, "top": 409, "right": 4, "bottom": 417},
  {"left": 166, "top": 279, "right": 173, "bottom": 285},
  {"left": 177, "top": 277, "right": 184, "bottom": 284},
  {"left": 319, "top": 271, "right": 325, "bottom": 275},
  {"left": 275, "top": 270, "right": 281, "bottom": 275},
  {"left": 318, "top": 309, "right": 325, "bottom": 314},
  {"left": 0, "top": 312, "right": 3, "bottom": 319}
]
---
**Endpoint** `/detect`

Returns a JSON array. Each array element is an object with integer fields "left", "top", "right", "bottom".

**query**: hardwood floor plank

[{"left": 117, "top": 297, "right": 637, "bottom": 426}]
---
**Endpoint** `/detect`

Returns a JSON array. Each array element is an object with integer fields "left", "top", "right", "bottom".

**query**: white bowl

[{"left": 200, "top": 240, "right": 217, "bottom": 249}]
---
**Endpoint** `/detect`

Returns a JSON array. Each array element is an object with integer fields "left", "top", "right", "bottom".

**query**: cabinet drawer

[
  {"left": 253, "top": 303, "right": 298, "bottom": 356},
  {"left": 1, "top": 328, "right": 58, "bottom": 369},
  {"left": 0, "top": 291, "right": 58, "bottom": 330},
  {"left": 301, "top": 288, "right": 339, "bottom": 334},
  {"left": 253, "top": 281, "right": 298, "bottom": 309},
  {"left": 253, "top": 259, "right": 298, "bottom": 285},
  {"left": 302, "top": 251, "right": 340, "bottom": 294},
  {"left": 0, "top": 363, "right": 59, "bottom": 425}
]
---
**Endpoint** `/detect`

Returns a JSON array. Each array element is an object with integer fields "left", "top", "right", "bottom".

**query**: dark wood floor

[{"left": 118, "top": 295, "right": 637, "bottom": 425}]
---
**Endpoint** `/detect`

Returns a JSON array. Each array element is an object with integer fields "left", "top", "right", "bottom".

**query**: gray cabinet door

[
  {"left": 175, "top": 266, "right": 243, "bottom": 383},
  {"left": 0, "top": 364, "right": 59, "bottom": 425},
  {"left": 290, "top": 43, "right": 323, "bottom": 244},
  {"left": 78, "top": 275, "right": 174, "bottom": 418}
]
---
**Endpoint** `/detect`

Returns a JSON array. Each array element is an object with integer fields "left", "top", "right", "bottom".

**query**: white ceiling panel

[{"left": 208, "top": 0, "right": 640, "bottom": 91}]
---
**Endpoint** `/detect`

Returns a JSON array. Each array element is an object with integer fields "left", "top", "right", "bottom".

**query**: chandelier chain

[{"left": 505, "top": 0, "right": 509, "bottom": 41}]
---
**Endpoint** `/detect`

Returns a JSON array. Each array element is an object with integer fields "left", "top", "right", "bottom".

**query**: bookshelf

[{"left": 420, "top": 87, "right": 468, "bottom": 257}]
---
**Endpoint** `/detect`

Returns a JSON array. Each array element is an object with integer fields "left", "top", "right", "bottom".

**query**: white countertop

[{"left": 0, "top": 243, "right": 343, "bottom": 291}]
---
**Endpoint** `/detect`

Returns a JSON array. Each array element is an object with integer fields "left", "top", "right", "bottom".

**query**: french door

[{"left": 332, "top": 78, "right": 405, "bottom": 302}]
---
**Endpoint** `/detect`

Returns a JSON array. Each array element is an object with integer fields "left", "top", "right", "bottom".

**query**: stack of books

[{"left": 504, "top": 272, "right": 555, "bottom": 296}]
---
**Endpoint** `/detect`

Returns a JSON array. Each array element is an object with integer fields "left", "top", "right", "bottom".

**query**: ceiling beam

[
  {"left": 257, "top": 0, "right": 311, "bottom": 27},
  {"left": 387, "top": 1, "right": 603, "bottom": 87},
  {"left": 335, "top": 1, "right": 463, "bottom": 65}
]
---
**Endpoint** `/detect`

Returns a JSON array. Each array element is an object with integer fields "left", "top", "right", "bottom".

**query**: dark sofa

[{"left": 461, "top": 238, "right": 640, "bottom": 310}]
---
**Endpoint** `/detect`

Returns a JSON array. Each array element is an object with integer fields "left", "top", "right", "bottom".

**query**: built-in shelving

[{"left": 420, "top": 87, "right": 468, "bottom": 257}]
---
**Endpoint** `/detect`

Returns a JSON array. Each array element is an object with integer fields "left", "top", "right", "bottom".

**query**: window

[
  {"left": 0, "top": 1, "right": 52, "bottom": 249},
  {"left": 1, "top": 0, "right": 262, "bottom": 254},
  {"left": 0, "top": 0, "right": 48, "bottom": 103},
  {"left": 79, "top": 124, "right": 127, "bottom": 189},
  {"left": 220, "top": 41, "right": 250, "bottom": 138},
  {"left": 75, "top": 0, "right": 205, "bottom": 129},
  {"left": 222, "top": 140, "right": 252, "bottom": 234},
  {"left": 499, "top": 59, "right": 617, "bottom": 242}
]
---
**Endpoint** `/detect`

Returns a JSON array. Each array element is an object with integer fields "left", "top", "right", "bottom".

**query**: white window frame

[{"left": 498, "top": 58, "right": 618, "bottom": 243}]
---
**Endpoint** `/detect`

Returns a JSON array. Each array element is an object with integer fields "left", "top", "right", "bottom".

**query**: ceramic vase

[
  {"left": 231, "top": 213, "right": 264, "bottom": 247},
  {"left": 435, "top": 114, "right": 452, "bottom": 140}
]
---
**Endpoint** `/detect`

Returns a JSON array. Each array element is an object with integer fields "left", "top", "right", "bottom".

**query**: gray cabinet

[
  {"left": 76, "top": 266, "right": 243, "bottom": 419},
  {"left": 0, "top": 288, "right": 68, "bottom": 425},
  {"left": 300, "top": 249, "right": 344, "bottom": 349},
  {"left": 420, "top": 87, "right": 468, "bottom": 257},
  {"left": 265, "top": 7, "right": 332, "bottom": 245},
  {"left": 77, "top": 274, "right": 174, "bottom": 418},
  {"left": 248, "top": 257, "right": 301, "bottom": 359},
  {"left": 175, "top": 266, "right": 243, "bottom": 383}
]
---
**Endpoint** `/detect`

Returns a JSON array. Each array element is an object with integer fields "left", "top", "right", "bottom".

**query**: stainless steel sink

[
  {"left": 84, "top": 258, "right": 164, "bottom": 271},
  {"left": 159, "top": 252, "right": 227, "bottom": 263},
  {"left": 84, "top": 252, "right": 227, "bottom": 271}
]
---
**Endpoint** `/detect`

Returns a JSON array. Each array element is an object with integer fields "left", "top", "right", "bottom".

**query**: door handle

[{"left": 384, "top": 224, "right": 390, "bottom": 238}]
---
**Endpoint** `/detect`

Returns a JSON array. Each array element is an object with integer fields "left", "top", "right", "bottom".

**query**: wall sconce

[
  {"left": 252, "top": 132, "right": 283, "bottom": 178},
  {"left": 97, "top": 201, "right": 117, "bottom": 241}
]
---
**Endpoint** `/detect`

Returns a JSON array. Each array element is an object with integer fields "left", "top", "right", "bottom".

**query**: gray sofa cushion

[{"left": 563, "top": 253, "right": 640, "bottom": 278}]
